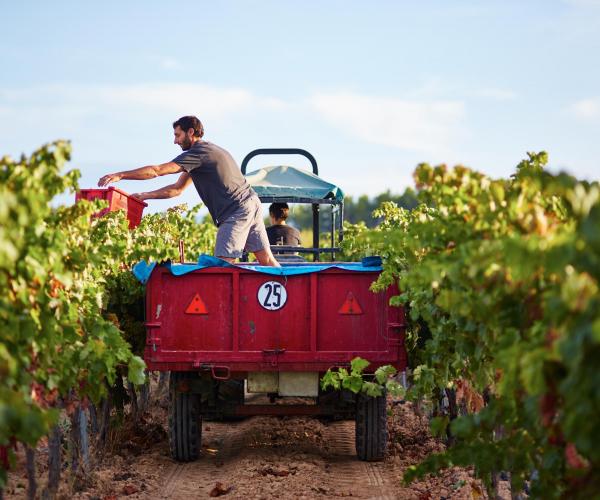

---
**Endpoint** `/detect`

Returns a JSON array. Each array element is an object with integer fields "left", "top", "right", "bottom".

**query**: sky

[{"left": 1, "top": 0, "right": 599, "bottom": 214}]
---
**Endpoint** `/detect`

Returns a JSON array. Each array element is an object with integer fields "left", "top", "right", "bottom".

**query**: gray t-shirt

[{"left": 172, "top": 141, "right": 255, "bottom": 225}]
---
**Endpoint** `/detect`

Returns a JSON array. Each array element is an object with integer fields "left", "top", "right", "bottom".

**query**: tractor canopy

[
  {"left": 240, "top": 148, "right": 344, "bottom": 261},
  {"left": 245, "top": 165, "right": 344, "bottom": 204}
]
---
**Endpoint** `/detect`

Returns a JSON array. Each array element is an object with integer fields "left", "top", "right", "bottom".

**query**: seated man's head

[{"left": 269, "top": 203, "right": 289, "bottom": 225}]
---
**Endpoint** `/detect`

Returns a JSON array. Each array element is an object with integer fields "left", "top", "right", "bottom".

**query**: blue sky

[{"left": 1, "top": 0, "right": 599, "bottom": 213}]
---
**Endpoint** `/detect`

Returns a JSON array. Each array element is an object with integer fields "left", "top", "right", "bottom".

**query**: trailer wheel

[
  {"left": 169, "top": 372, "right": 201, "bottom": 462},
  {"left": 355, "top": 393, "right": 387, "bottom": 461}
]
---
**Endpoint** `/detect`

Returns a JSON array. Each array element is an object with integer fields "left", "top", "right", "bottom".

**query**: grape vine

[
  {"left": 346, "top": 152, "right": 600, "bottom": 497},
  {"left": 0, "top": 141, "right": 216, "bottom": 491}
]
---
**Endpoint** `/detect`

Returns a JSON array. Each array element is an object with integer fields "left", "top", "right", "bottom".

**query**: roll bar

[{"left": 241, "top": 148, "right": 318, "bottom": 176}]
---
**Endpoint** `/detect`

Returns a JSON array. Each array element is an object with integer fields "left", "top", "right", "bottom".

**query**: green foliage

[
  {"left": 290, "top": 188, "right": 419, "bottom": 230},
  {"left": 304, "top": 221, "right": 371, "bottom": 263},
  {"left": 346, "top": 152, "right": 600, "bottom": 497},
  {"left": 335, "top": 221, "right": 371, "bottom": 262},
  {"left": 0, "top": 142, "right": 215, "bottom": 486},
  {"left": 100, "top": 204, "right": 216, "bottom": 355},
  {"left": 0, "top": 142, "right": 142, "bottom": 455},
  {"left": 321, "top": 357, "right": 405, "bottom": 398}
]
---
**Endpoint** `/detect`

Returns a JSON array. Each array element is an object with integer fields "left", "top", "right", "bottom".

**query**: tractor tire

[
  {"left": 169, "top": 372, "right": 201, "bottom": 462},
  {"left": 355, "top": 393, "right": 387, "bottom": 461}
]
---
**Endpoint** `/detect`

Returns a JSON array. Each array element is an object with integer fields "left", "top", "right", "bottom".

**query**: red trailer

[{"left": 140, "top": 149, "right": 407, "bottom": 462}]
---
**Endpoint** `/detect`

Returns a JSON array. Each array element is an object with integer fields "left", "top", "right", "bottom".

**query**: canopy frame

[{"left": 241, "top": 149, "right": 344, "bottom": 261}]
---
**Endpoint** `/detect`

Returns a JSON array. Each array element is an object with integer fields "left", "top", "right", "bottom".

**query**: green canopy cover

[{"left": 245, "top": 165, "right": 344, "bottom": 202}]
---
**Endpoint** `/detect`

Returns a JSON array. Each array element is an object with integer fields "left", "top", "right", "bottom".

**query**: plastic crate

[{"left": 75, "top": 187, "right": 148, "bottom": 228}]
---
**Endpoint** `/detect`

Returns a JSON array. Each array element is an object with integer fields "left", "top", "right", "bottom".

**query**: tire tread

[
  {"left": 355, "top": 392, "right": 387, "bottom": 461},
  {"left": 169, "top": 372, "right": 200, "bottom": 462}
]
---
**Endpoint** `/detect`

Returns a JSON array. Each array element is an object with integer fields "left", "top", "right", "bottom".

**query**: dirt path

[
  {"left": 158, "top": 418, "right": 396, "bottom": 499},
  {"left": 4, "top": 399, "right": 486, "bottom": 499},
  {"left": 116, "top": 401, "right": 481, "bottom": 500}
]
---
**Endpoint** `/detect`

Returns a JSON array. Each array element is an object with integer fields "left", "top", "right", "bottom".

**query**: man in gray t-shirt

[{"left": 98, "top": 115, "right": 279, "bottom": 266}]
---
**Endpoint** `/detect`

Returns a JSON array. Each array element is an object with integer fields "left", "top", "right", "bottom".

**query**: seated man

[{"left": 266, "top": 203, "right": 301, "bottom": 251}]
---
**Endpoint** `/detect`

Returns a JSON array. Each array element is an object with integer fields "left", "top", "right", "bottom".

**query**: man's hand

[
  {"left": 131, "top": 193, "right": 147, "bottom": 200},
  {"left": 98, "top": 173, "right": 123, "bottom": 187}
]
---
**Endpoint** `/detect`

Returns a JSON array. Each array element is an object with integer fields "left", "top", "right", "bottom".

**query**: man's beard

[{"left": 181, "top": 137, "right": 193, "bottom": 150}]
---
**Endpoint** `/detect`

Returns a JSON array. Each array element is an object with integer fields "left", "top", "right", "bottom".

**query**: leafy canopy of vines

[
  {"left": 0, "top": 141, "right": 215, "bottom": 486},
  {"left": 346, "top": 152, "right": 600, "bottom": 498}
]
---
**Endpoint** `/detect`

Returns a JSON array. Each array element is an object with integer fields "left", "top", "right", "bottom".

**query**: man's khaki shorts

[{"left": 215, "top": 197, "right": 270, "bottom": 259}]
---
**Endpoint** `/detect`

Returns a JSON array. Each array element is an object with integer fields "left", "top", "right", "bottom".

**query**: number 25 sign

[{"left": 257, "top": 281, "right": 287, "bottom": 311}]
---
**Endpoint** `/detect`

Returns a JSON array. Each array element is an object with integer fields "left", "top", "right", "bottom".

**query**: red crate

[{"left": 75, "top": 187, "right": 147, "bottom": 228}]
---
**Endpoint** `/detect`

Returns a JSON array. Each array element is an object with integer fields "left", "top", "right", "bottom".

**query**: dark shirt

[
  {"left": 173, "top": 141, "right": 255, "bottom": 225},
  {"left": 266, "top": 224, "right": 302, "bottom": 247}
]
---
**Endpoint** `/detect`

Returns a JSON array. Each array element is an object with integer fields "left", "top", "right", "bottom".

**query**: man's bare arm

[
  {"left": 131, "top": 172, "right": 192, "bottom": 200},
  {"left": 98, "top": 161, "right": 183, "bottom": 187}
]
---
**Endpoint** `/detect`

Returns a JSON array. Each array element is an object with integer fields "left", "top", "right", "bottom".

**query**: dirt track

[
  {"left": 159, "top": 418, "right": 394, "bottom": 499},
  {"left": 5, "top": 398, "right": 486, "bottom": 499},
  {"left": 118, "top": 402, "right": 482, "bottom": 500}
]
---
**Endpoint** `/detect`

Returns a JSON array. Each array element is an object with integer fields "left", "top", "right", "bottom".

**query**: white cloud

[
  {"left": 0, "top": 82, "right": 290, "bottom": 168},
  {"left": 476, "top": 88, "right": 517, "bottom": 101},
  {"left": 308, "top": 91, "right": 466, "bottom": 155},
  {"left": 0, "top": 83, "right": 287, "bottom": 121},
  {"left": 1, "top": 83, "right": 467, "bottom": 171},
  {"left": 1, "top": 84, "right": 466, "bottom": 158},
  {"left": 569, "top": 97, "right": 600, "bottom": 119}
]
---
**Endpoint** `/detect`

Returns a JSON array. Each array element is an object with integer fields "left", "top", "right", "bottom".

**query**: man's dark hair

[
  {"left": 269, "top": 203, "right": 289, "bottom": 221},
  {"left": 173, "top": 115, "right": 204, "bottom": 138}
]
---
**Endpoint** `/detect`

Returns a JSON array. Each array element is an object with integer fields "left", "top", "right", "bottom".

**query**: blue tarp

[{"left": 133, "top": 254, "right": 382, "bottom": 285}]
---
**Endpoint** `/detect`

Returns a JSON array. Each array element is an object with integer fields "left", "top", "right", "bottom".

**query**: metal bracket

[
  {"left": 211, "top": 365, "right": 231, "bottom": 380},
  {"left": 262, "top": 348, "right": 286, "bottom": 355}
]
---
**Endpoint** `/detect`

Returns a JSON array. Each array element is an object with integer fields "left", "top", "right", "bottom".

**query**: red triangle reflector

[
  {"left": 185, "top": 293, "right": 208, "bottom": 314},
  {"left": 338, "top": 292, "right": 363, "bottom": 315}
]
